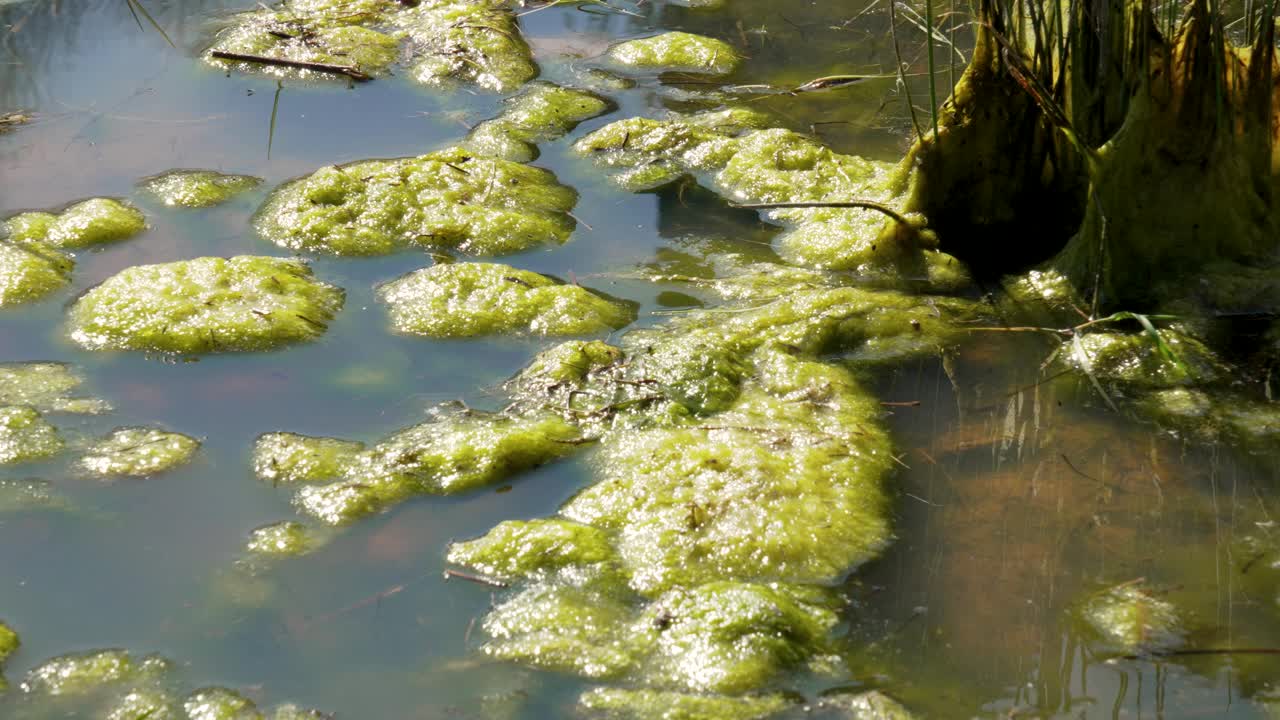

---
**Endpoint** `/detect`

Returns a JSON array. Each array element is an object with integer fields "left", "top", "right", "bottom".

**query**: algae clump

[
  {"left": 184, "top": 687, "right": 263, "bottom": 720},
  {"left": 0, "top": 362, "right": 109, "bottom": 414},
  {"left": 67, "top": 256, "right": 344, "bottom": 354},
  {"left": 578, "top": 688, "right": 790, "bottom": 720},
  {"left": 78, "top": 427, "right": 200, "bottom": 478},
  {"left": 6, "top": 199, "right": 146, "bottom": 249},
  {"left": 21, "top": 649, "right": 141, "bottom": 695},
  {"left": 607, "top": 32, "right": 742, "bottom": 76},
  {"left": 253, "top": 432, "right": 365, "bottom": 484},
  {"left": 379, "top": 262, "right": 635, "bottom": 338},
  {"left": 447, "top": 519, "right": 617, "bottom": 582},
  {"left": 1075, "top": 582, "right": 1186, "bottom": 656},
  {"left": 466, "top": 83, "right": 612, "bottom": 162},
  {"left": 254, "top": 148, "right": 577, "bottom": 257},
  {"left": 140, "top": 171, "right": 263, "bottom": 208},
  {"left": 0, "top": 238, "right": 72, "bottom": 308},
  {"left": 0, "top": 407, "right": 64, "bottom": 465},
  {"left": 400, "top": 0, "right": 537, "bottom": 93},
  {"left": 0, "top": 621, "right": 17, "bottom": 671},
  {"left": 246, "top": 521, "right": 322, "bottom": 557},
  {"left": 1057, "top": 332, "right": 1223, "bottom": 390}
]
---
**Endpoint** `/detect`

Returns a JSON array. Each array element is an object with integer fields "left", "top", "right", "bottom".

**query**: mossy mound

[
  {"left": 1074, "top": 582, "right": 1186, "bottom": 656},
  {"left": 291, "top": 411, "right": 579, "bottom": 525},
  {"left": 576, "top": 114, "right": 967, "bottom": 291},
  {"left": 0, "top": 363, "right": 109, "bottom": 415},
  {"left": 78, "top": 428, "right": 200, "bottom": 478},
  {"left": 253, "top": 432, "right": 365, "bottom": 484},
  {"left": 447, "top": 519, "right": 617, "bottom": 582},
  {"left": 184, "top": 687, "right": 261, "bottom": 720},
  {"left": 0, "top": 621, "right": 17, "bottom": 665},
  {"left": 606, "top": 32, "right": 742, "bottom": 76},
  {"left": 254, "top": 148, "right": 577, "bottom": 256},
  {"left": 0, "top": 407, "right": 63, "bottom": 465},
  {"left": 578, "top": 688, "right": 791, "bottom": 720},
  {"left": 378, "top": 262, "right": 635, "bottom": 338},
  {"left": 0, "top": 238, "right": 72, "bottom": 308},
  {"left": 206, "top": 0, "right": 535, "bottom": 92},
  {"left": 139, "top": 171, "right": 262, "bottom": 208},
  {"left": 21, "top": 650, "right": 156, "bottom": 695},
  {"left": 67, "top": 256, "right": 344, "bottom": 354},
  {"left": 5, "top": 199, "right": 146, "bottom": 249},
  {"left": 504, "top": 340, "right": 624, "bottom": 397},
  {"left": 246, "top": 521, "right": 323, "bottom": 557},
  {"left": 466, "top": 83, "right": 612, "bottom": 162},
  {"left": 1056, "top": 332, "right": 1224, "bottom": 390}
]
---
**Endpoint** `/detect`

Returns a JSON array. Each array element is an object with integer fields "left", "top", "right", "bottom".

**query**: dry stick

[
  {"left": 442, "top": 569, "right": 509, "bottom": 589},
  {"left": 211, "top": 50, "right": 371, "bottom": 81},
  {"left": 730, "top": 200, "right": 913, "bottom": 227}
]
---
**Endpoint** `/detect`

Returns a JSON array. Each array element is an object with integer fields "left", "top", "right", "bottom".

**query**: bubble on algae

[
  {"left": 578, "top": 688, "right": 790, "bottom": 720},
  {"left": 289, "top": 410, "right": 580, "bottom": 525},
  {"left": 378, "top": 262, "right": 635, "bottom": 338},
  {"left": 606, "top": 32, "right": 742, "bottom": 76},
  {"left": 253, "top": 432, "right": 365, "bottom": 484},
  {"left": 254, "top": 148, "right": 577, "bottom": 256},
  {"left": 1074, "top": 581, "right": 1186, "bottom": 656},
  {"left": 139, "top": 171, "right": 263, "bottom": 208},
  {"left": 0, "top": 362, "right": 110, "bottom": 414},
  {"left": 78, "top": 427, "right": 200, "bottom": 478},
  {"left": 67, "top": 256, "right": 344, "bottom": 354},
  {"left": 0, "top": 238, "right": 72, "bottom": 308},
  {"left": 465, "top": 82, "right": 612, "bottom": 162},
  {"left": 6, "top": 199, "right": 146, "bottom": 249},
  {"left": 0, "top": 407, "right": 64, "bottom": 465},
  {"left": 206, "top": 0, "right": 536, "bottom": 92}
]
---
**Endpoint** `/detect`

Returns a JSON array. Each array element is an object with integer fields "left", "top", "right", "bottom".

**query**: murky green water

[{"left": 1, "top": 0, "right": 1278, "bottom": 717}]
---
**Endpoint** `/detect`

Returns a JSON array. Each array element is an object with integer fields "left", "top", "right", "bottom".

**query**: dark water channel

[{"left": 0, "top": 0, "right": 1277, "bottom": 717}]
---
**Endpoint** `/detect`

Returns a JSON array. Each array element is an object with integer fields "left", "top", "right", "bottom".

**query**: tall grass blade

[
  {"left": 268, "top": 80, "right": 283, "bottom": 160},
  {"left": 125, "top": 0, "right": 176, "bottom": 49},
  {"left": 924, "top": 0, "right": 940, "bottom": 139},
  {"left": 1070, "top": 333, "right": 1120, "bottom": 412}
]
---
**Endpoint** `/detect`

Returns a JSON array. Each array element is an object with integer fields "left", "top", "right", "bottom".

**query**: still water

[{"left": 0, "top": 0, "right": 1277, "bottom": 717}]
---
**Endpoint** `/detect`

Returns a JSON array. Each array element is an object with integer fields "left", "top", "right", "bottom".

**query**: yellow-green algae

[
  {"left": 578, "top": 688, "right": 791, "bottom": 720},
  {"left": 447, "top": 519, "right": 616, "bottom": 582},
  {"left": 246, "top": 521, "right": 325, "bottom": 557},
  {"left": 21, "top": 650, "right": 152, "bottom": 695},
  {"left": 1074, "top": 581, "right": 1186, "bottom": 656},
  {"left": 67, "top": 256, "right": 344, "bottom": 354},
  {"left": 0, "top": 238, "right": 72, "bottom": 308},
  {"left": 78, "top": 427, "right": 200, "bottom": 478},
  {"left": 207, "top": 0, "right": 535, "bottom": 92},
  {"left": 253, "top": 432, "right": 365, "bottom": 484},
  {"left": 606, "top": 32, "right": 742, "bottom": 77},
  {"left": 378, "top": 262, "right": 635, "bottom": 338},
  {"left": 254, "top": 148, "right": 577, "bottom": 256},
  {"left": 140, "top": 171, "right": 262, "bottom": 208},
  {"left": 184, "top": 687, "right": 261, "bottom": 720},
  {"left": 466, "top": 82, "right": 612, "bottom": 162},
  {"left": 1056, "top": 332, "right": 1224, "bottom": 389},
  {"left": 290, "top": 410, "right": 579, "bottom": 525},
  {"left": 0, "top": 407, "right": 63, "bottom": 465},
  {"left": 0, "top": 621, "right": 17, "bottom": 689},
  {"left": 5, "top": 199, "right": 146, "bottom": 249},
  {"left": 0, "top": 362, "right": 109, "bottom": 414},
  {"left": 575, "top": 114, "right": 967, "bottom": 291}
]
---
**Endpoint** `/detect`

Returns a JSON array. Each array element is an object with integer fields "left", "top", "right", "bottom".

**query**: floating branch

[{"left": 211, "top": 51, "right": 371, "bottom": 81}]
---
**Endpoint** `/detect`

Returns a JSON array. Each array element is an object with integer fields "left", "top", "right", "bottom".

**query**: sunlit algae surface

[
  {"left": 78, "top": 427, "right": 201, "bottom": 478},
  {"left": 139, "top": 171, "right": 263, "bottom": 208},
  {"left": 606, "top": 32, "right": 742, "bottom": 76},
  {"left": 206, "top": 0, "right": 535, "bottom": 92},
  {"left": 254, "top": 148, "right": 577, "bottom": 256},
  {"left": 1074, "top": 581, "right": 1186, "bottom": 656},
  {"left": 378, "top": 262, "right": 635, "bottom": 338},
  {"left": 466, "top": 82, "right": 612, "bottom": 162},
  {"left": 0, "top": 362, "right": 110, "bottom": 415},
  {"left": 66, "top": 256, "right": 344, "bottom": 354},
  {"left": 0, "top": 406, "right": 63, "bottom": 465}
]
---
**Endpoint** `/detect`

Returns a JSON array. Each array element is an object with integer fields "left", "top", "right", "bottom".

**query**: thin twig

[
  {"left": 730, "top": 200, "right": 913, "bottom": 227},
  {"left": 443, "top": 569, "right": 509, "bottom": 588},
  {"left": 211, "top": 50, "right": 371, "bottom": 81}
]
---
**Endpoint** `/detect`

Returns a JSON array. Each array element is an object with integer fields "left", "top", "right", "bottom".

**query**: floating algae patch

[
  {"left": 253, "top": 432, "right": 365, "bottom": 484},
  {"left": 0, "top": 620, "right": 17, "bottom": 664},
  {"left": 1056, "top": 331, "right": 1224, "bottom": 389},
  {"left": 1074, "top": 581, "right": 1186, "bottom": 656},
  {"left": 0, "top": 238, "right": 72, "bottom": 308},
  {"left": 811, "top": 691, "right": 916, "bottom": 719},
  {"left": 77, "top": 428, "right": 200, "bottom": 478},
  {"left": 0, "top": 362, "right": 109, "bottom": 415},
  {"left": 466, "top": 82, "right": 612, "bottom": 162},
  {"left": 292, "top": 410, "right": 579, "bottom": 525},
  {"left": 606, "top": 32, "right": 741, "bottom": 77},
  {"left": 184, "top": 687, "right": 261, "bottom": 720},
  {"left": 575, "top": 115, "right": 968, "bottom": 290},
  {"left": 254, "top": 148, "right": 577, "bottom": 257},
  {"left": 5, "top": 199, "right": 146, "bottom": 249},
  {"left": 21, "top": 650, "right": 152, "bottom": 695},
  {"left": 139, "top": 171, "right": 262, "bottom": 208},
  {"left": 0, "top": 407, "right": 63, "bottom": 465},
  {"left": 67, "top": 256, "right": 344, "bottom": 354},
  {"left": 245, "top": 521, "right": 326, "bottom": 557},
  {"left": 447, "top": 519, "right": 617, "bottom": 582},
  {"left": 398, "top": 0, "right": 537, "bottom": 93},
  {"left": 578, "top": 688, "right": 791, "bottom": 720},
  {"left": 378, "top": 262, "right": 635, "bottom": 338}
]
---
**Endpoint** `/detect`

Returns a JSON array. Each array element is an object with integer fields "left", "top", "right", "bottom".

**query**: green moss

[
  {"left": 246, "top": 521, "right": 322, "bottom": 556},
  {"left": 253, "top": 432, "right": 365, "bottom": 484},
  {"left": 22, "top": 649, "right": 137, "bottom": 695},
  {"left": 67, "top": 256, "right": 344, "bottom": 354},
  {"left": 1059, "top": 332, "right": 1223, "bottom": 389},
  {"left": 43, "top": 199, "right": 146, "bottom": 249},
  {"left": 1075, "top": 582, "right": 1185, "bottom": 656},
  {"left": 505, "top": 340, "right": 624, "bottom": 393},
  {"left": 0, "top": 621, "right": 17, "bottom": 665},
  {"left": 466, "top": 83, "right": 612, "bottom": 161},
  {"left": 105, "top": 689, "right": 180, "bottom": 720},
  {"left": 183, "top": 687, "right": 263, "bottom": 720},
  {"left": 140, "top": 171, "right": 262, "bottom": 208},
  {"left": 294, "top": 411, "right": 579, "bottom": 524},
  {"left": 607, "top": 32, "right": 742, "bottom": 76},
  {"left": 578, "top": 688, "right": 790, "bottom": 720},
  {"left": 0, "top": 362, "right": 109, "bottom": 414},
  {"left": 0, "top": 238, "right": 72, "bottom": 308},
  {"left": 448, "top": 519, "right": 617, "bottom": 581},
  {"left": 3, "top": 212, "right": 56, "bottom": 243},
  {"left": 78, "top": 427, "right": 199, "bottom": 478},
  {"left": 399, "top": 0, "right": 537, "bottom": 92},
  {"left": 254, "top": 148, "right": 577, "bottom": 256},
  {"left": 378, "top": 262, "right": 635, "bottom": 338},
  {"left": 0, "top": 406, "right": 63, "bottom": 465}
]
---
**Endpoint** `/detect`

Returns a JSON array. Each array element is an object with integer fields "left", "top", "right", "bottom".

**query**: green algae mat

[{"left": 2, "top": 0, "right": 1280, "bottom": 718}]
